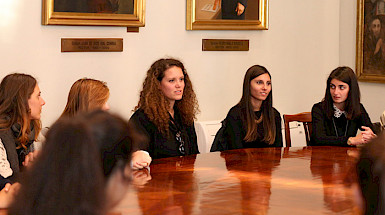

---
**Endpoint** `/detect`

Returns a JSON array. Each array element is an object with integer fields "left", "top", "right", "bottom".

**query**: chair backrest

[
  {"left": 194, "top": 120, "right": 222, "bottom": 153},
  {"left": 372, "top": 122, "right": 384, "bottom": 135},
  {"left": 283, "top": 112, "right": 312, "bottom": 147}
]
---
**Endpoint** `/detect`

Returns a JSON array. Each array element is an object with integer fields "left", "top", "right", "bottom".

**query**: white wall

[{"left": 0, "top": 0, "right": 382, "bottom": 127}]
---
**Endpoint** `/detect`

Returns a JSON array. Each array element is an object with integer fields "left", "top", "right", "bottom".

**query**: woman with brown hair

[
  {"left": 129, "top": 58, "right": 200, "bottom": 159},
  {"left": 0, "top": 73, "right": 45, "bottom": 188},
  {"left": 221, "top": 65, "right": 282, "bottom": 149},
  {"left": 8, "top": 110, "right": 135, "bottom": 215},
  {"left": 61, "top": 78, "right": 151, "bottom": 169},
  {"left": 310, "top": 66, "right": 376, "bottom": 146},
  {"left": 61, "top": 78, "right": 110, "bottom": 118}
]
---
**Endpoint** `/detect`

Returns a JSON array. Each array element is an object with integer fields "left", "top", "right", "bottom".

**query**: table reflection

[
  {"left": 221, "top": 148, "right": 281, "bottom": 215},
  {"left": 310, "top": 147, "right": 359, "bottom": 214},
  {"left": 136, "top": 155, "right": 197, "bottom": 215},
  {"left": 112, "top": 147, "right": 361, "bottom": 215}
]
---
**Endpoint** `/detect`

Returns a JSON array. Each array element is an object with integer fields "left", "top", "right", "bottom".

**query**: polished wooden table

[{"left": 112, "top": 146, "right": 361, "bottom": 215}]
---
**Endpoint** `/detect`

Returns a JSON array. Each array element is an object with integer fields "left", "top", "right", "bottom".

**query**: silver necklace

[{"left": 332, "top": 118, "right": 348, "bottom": 137}]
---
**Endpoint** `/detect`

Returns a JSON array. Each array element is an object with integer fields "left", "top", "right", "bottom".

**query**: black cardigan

[
  {"left": 129, "top": 108, "right": 199, "bottom": 159},
  {"left": 223, "top": 104, "right": 283, "bottom": 149},
  {"left": 310, "top": 102, "right": 373, "bottom": 146},
  {"left": 0, "top": 175, "right": 11, "bottom": 190},
  {"left": 0, "top": 128, "right": 20, "bottom": 175}
]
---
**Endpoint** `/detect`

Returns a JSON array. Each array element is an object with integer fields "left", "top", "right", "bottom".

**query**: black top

[
  {"left": 223, "top": 104, "right": 283, "bottom": 149},
  {"left": 0, "top": 124, "right": 35, "bottom": 186},
  {"left": 221, "top": 0, "right": 248, "bottom": 20},
  {"left": 129, "top": 108, "right": 199, "bottom": 159},
  {"left": 310, "top": 102, "right": 373, "bottom": 146},
  {"left": 0, "top": 175, "right": 11, "bottom": 190},
  {"left": 0, "top": 128, "right": 19, "bottom": 175}
]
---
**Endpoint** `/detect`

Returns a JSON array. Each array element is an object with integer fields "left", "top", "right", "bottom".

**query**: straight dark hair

[
  {"left": 356, "top": 132, "right": 385, "bottom": 215},
  {"left": 239, "top": 65, "right": 276, "bottom": 144},
  {"left": 322, "top": 66, "right": 361, "bottom": 120},
  {"left": 8, "top": 111, "right": 133, "bottom": 215}
]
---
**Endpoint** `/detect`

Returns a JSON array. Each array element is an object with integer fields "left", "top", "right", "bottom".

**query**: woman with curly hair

[{"left": 129, "top": 58, "right": 200, "bottom": 159}]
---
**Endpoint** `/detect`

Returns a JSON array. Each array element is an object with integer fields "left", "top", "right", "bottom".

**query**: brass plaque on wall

[
  {"left": 202, "top": 39, "right": 249, "bottom": 51},
  {"left": 61, "top": 38, "right": 123, "bottom": 52}
]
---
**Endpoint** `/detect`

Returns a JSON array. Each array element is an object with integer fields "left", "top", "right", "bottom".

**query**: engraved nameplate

[
  {"left": 202, "top": 39, "right": 249, "bottom": 51},
  {"left": 61, "top": 38, "right": 123, "bottom": 52}
]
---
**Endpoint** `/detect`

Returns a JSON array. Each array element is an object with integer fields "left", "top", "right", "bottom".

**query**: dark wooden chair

[{"left": 283, "top": 112, "right": 312, "bottom": 147}]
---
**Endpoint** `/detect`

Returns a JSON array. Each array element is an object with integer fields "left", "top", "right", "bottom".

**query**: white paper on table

[{"left": 201, "top": 3, "right": 219, "bottom": 12}]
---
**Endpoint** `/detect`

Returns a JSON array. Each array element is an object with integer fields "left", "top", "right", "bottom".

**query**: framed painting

[
  {"left": 186, "top": 0, "right": 268, "bottom": 30},
  {"left": 42, "top": 0, "right": 145, "bottom": 27},
  {"left": 356, "top": 0, "right": 385, "bottom": 83}
]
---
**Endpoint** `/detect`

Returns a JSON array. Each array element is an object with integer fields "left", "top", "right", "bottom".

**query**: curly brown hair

[{"left": 134, "top": 58, "right": 199, "bottom": 135}]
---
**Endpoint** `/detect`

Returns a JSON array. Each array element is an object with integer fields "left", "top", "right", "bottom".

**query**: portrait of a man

[
  {"left": 218, "top": 0, "right": 248, "bottom": 20},
  {"left": 362, "top": 0, "right": 385, "bottom": 75},
  {"left": 195, "top": 0, "right": 258, "bottom": 21},
  {"left": 187, "top": 0, "right": 267, "bottom": 30},
  {"left": 54, "top": 0, "right": 134, "bottom": 14}
]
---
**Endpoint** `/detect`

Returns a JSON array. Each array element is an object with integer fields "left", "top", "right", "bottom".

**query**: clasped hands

[{"left": 348, "top": 126, "right": 377, "bottom": 146}]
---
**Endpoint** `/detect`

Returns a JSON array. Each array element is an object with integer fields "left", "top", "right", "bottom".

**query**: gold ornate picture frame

[
  {"left": 42, "top": 0, "right": 145, "bottom": 27},
  {"left": 186, "top": 0, "right": 268, "bottom": 30},
  {"left": 356, "top": 0, "right": 385, "bottom": 83}
]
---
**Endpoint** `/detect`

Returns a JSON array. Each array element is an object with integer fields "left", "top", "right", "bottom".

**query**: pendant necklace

[{"left": 332, "top": 118, "right": 348, "bottom": 137}]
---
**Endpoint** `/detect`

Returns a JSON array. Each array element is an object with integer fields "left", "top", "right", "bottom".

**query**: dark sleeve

[
  {"left": 0, "top": 175, "right": 11, "bottom": 190},
  {"left": 310, "top": 103, "right": 349, "bottom": 146},
  {"left": 273, "top": 109, "right": 283, "bottom": 147},
  {"left": 224, "top": 107, "right": 244, "bottom": 150},
  {"left": 359, "top": 104, "right": 374, "bottom": 130},
  {"left": 188, "top": 124, "right": 200, "bottom": 154},
  {"left": 238, "top": 0, "right": 247, "bottom": 7},
  {"left": 128, "top": 110, "right": 152, "bottom": 152}
]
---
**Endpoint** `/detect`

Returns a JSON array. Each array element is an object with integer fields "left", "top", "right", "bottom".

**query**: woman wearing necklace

[
  {"left": 222, "top": 65, "right": 282, "bottom": 149},
  {"left": 129, "top": 58, "right": 199, "bottom": 159},
  {"left": 310, "top": 66, "right": 376, "bottom": 146}
]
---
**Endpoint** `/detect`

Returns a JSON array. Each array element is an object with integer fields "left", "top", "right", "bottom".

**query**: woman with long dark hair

[
  {"left": 129, "top": 58, "right": 200, "bottom": 159},
  {"left": 310, "top": 66, "right": 376, "bottom": 146},
  {"left": 223, "top": 65, "right": 282, "bottom": 149},
  {"left": 8, "top": 111, "right": 134, "bottom": 215}
]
